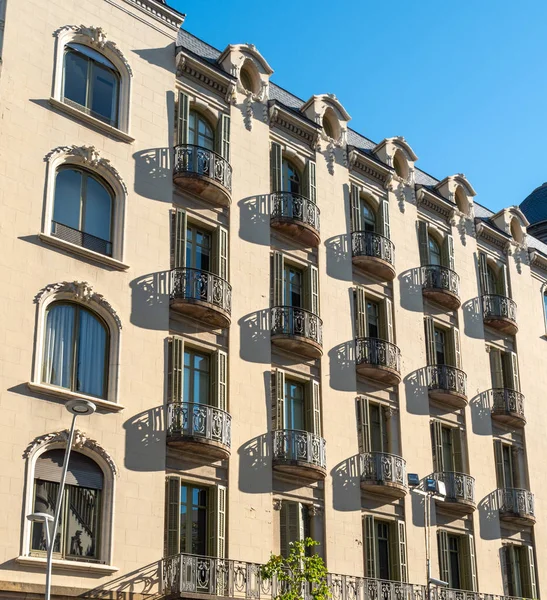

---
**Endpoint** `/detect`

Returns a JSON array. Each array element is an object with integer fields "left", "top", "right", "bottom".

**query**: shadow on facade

[
  {"left": 238, "top": 433, "right": 271, "bottom": 494},
  {"left": 403, "top": 367, "right": 430, "bottom": 415},
  {"left": 478, "top": 492, "right": 501, "bottom": 541},
  {"left": 462, "top": 297, "right": 484, "bottom": 340},
  {"left": 238, "top": 195, "right": 270, "bottom": 245},
  {"left": 133, "top": 148, "right": 172, "bottom": 202},
  {"left": 130, "top": 271, "right": 170, "bottom": 331},
  {"left": 123, "top": 406, "right": 165, "bottom": 472},
  {"left": 83, "top": 560, "right": 162, "bottom": 598},
  {"left": 328, "top": 340, "right": 356, "bottom": 392},
  {"left": 238, "top": 309, "right": 270, "bottom": 363},
  {"left": 469, "top": 391, "right": 493, "bottom": 436},
  {"left": 331, "top": 455, "right": 361, "bottom": 512},
  {"left": 133, "top": 44, "right": 176, "bottom": 73},
  {"left": 324, "top": 234, "right": 352, "bottom": 282},
  {"left": 398, "top": 268, "right": 423, "bottom": 313}
]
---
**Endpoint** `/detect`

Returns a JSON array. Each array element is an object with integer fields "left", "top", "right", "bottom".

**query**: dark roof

[{"left": 520, "top": 182, "right": 547, "bottom": 225}]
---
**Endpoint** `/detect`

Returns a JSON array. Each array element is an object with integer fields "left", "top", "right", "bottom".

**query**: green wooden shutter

[
  {"left": 431, "top": 421, "right": 444, "bottom": 472},
  {"left": 453, "top": 428, "right": 464, "bottom": 473},
  {"left": 523, "top": 545, "right": 538, "bottom": 599},
  {"left": 275, "top": 369, "right": 286, "bottom": 430},
  {"left": 500, "top": 546, "right": 510, "bottom": 596},
  {"left": 213, "top": 225, "right": 229, "bottom": 280},
  {"left": 380, "top": 200, "right": 391, "bottom": 239},
  {"left": 510, "top": 446, "right": 520, "bottom": 488},
  {"left": 355, "top": 286, "right": 367, "bottom": 338},
  {"left": 168, "top": 336, "right": 184, "bottom": 402},
  {"left": 287, "top": 502, "right": 301, "bottom": 547},
  {"left": 506, "top": 351, "right": 520, "bottom": 392},
  {"left": 500, "top": 263, "right": 510, "bottom": 297},
  {"left": 208, "top": 485, "right": 227, "bottom": 558},
  {"left": 177, "top": 91, "right": 189, "bottom": 145},
  {"left": 489, "top": 349, "right": 504, "bottom": 388},
  {"left": 216, "top": 114, "right": 231, "bottom": 161},
  {"left": 350, "top": 184, "right": 361, "bottom": 232},
  {"left": 445, "top": 233, "right": 455, "bottom": 271},
  {"left": 306, "top": 379, "right": 322, "bottom": 436},
  {"left": 424, "top": 317, "right": 436, "bottom": 365},
  {"left": 397, "top": 520, "right": 408, "bottom": 583},
  {"left": 363, "top": 515, "right": 377, "bottom": 578},
  {"left": 381, "top": 298, "right": 394, "bottom": 343},
  {"left": 461, "top": 534, "right": 478, "bottom": 591},
  {"left": 165, "top": 476, "right": 181, "bottom": 556},
  {"left": 280, "top": 502, "right": 288, "bottom": 557},
  {"left": 356, "top": 396, "right": 371, "bottom": 453},
  {"left": 451, "top": 326, "right": 461, "bottom": 369},
  {"left": 437, "top": 531, "right": 450, "bottom": 585},
  {"left": 418, "top": 221, "right": 430, "bottom": 266},
  {"left": 478, "top": 251, "right": 489, "bottom": 295},
  {"left": 305, "top": 265, "right": 319, "bottom": 315},
  {"left": 271, "top": 142, "right": 283, "bottom": 192},
  {"left": 304, "top": 160, "right": 317, "bottom": 203},
  {"left": 272, "top": 252, "right": 284, "bottom": 306},
  {"left": 171, "top": 208, "right": 187, "bottom": 269},
  {"left": 211, "top": 349, "right": 228, "bottom": 410},
  {"left": 389, "top": 521, "right": 407, "bottom": 582},
  {"left": 494, "top": 440, "right": 505, "bottom": 487}
]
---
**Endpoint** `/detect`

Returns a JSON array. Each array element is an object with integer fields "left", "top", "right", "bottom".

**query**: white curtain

[
  {"left": 77, "top": 309, "right": 107, "bottom": 397},
  {"left": 42, "top": 304, "right": 75, "bottom": 389}
]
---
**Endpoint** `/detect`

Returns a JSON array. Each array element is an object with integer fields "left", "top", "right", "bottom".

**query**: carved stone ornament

[
  {"left": 45, "top": 145, "right": 128, "bottom": 195},
  {"left": 34, "top": 281, "right": 122, "bottom": 330},
  {"left": 23, "top": 429, "right": 119, "bottom": 476},
  {"left": 308, "top": 504, "right": 323, "bottom": 517},
  {"left": 54, "top": 25, "right": 133, "bottom": 77},
  {"left": 272, "top": 498, "right": 283, "bottom": 511}
]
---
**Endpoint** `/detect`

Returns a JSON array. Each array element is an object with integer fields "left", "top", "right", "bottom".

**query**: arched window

[
  {"left": 188, "top": 111, "right": 214, "bottom": 151},
  {"left": 63, "top": 43, "right": 120, "bottom": 127},
  {"left": 52, "top": 167, "right": 114, "bottom": 256},
  {"left": 323, "top": 116, "right": 335, "bottom": 139},
  {"left": 31, "top": 449, "right": 104, "bottom": 560},
  {"left": 393, "top": 151, "right": 408, "bottom": 180},
  {"left": 429, "top": 236, "right": 442, "bottom": 266},
  {"left": 360, "top": 198, "right": 376, "bottom": 233},
  {"left": 240, "top": 69, "right": 254, "bottom": 93},
  {"left": 42, "top": 302, "right": 109, "bottom": 399},
  {"left": 487, "top": 265, "right": 498, "bottom": 295},
  {"left": 282, "top": 159, "right": 301, "bottom": 195}
]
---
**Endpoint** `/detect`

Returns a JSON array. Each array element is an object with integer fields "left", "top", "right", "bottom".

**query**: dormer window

[
  {"left": 510, "top": 217, "right": 525, "bottom": 245},
  {"left": 323, "top": 115, "right": 334, "bottom": 138},
  {"left": 393, "top": 150, "right": 408, "bottom": 180},
  {"left": 455, "top": 187, "right": 467, "bottom": 214},
  {"left": 322, "top": 107, "right": 340, "bottom": 140},
  {"left": 240, "top": 68, "right": 254, "bottom": 93},
  {"left": 239, "top": 61, "right": 259, "bottom": 94}
]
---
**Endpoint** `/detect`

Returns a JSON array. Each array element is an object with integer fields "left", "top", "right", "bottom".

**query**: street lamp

[{"left": 27, "top": 399, "right": 96, "bottom": 600}]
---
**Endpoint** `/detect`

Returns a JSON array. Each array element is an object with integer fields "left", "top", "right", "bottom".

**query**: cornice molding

[
  {"left": 347, "top": 146, "right": 391, "bottom": 186},
  {"left": 529, "top": 247, "right": 547, "bottom": 273},
  {"left": 416, "top": 186, "right": 455, "bottom": 222},
  {"left": 120, "top": 0, "right": 185, "bottom": 30},
  {"left": 475, "top": 219, "right": 511, "bottom": 252},
  {"left": 268, "top": 101, "right": 320, "bottom": 149},
  {"left": 176, "top": 50, "right": 236, "bottom": 104}
]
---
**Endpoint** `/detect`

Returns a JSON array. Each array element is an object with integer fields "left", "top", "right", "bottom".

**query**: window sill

[
  {"left": 48, "top": 97, "right": 135, "bottom": 143},
  {"left": 16, "top": 555, "right": 119, "bottom": 575},
  {"left": 27, "top": 382, "right": 125, "bottom": 413},
  {"left": 39, "top": 233, "right": 129, "bottom": 271}
]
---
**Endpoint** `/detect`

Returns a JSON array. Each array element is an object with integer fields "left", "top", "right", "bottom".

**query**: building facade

[{"left": 0, "top": 1, "right": 546, "bottom": 599}]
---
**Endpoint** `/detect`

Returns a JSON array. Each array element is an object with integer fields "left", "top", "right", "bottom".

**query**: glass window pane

[
  {"left": 429, "top": 238, "right": 442, "bottom": 266},
  {"left": 64, "top": 50, "right": 88, "bottom": 107},
  {"left": 91, "top": 64, "right": 118, "bottom": 124},
  {"left": 76, "top": 309, "right": 107, "bottom": 398},
  {"left": 285, "top": 381, "right": 305, "bottom": 430},
  {"left": 53, "top": 169, "right": 82, "bottom": 230},
  {"left": 32, "top": 480, "right": 61, "bottom": 553},
  {"left": 83, "top": 176, "right": 112, "bottom": 241},
  {"left": 42, "top": 304, "right": 75, "bottom": 390},
  {"left": 67, "top": 43, "right": 116, "bottom": 70},
  {"left": 65, "top": 486, "right": 100, "bottom": 559}
]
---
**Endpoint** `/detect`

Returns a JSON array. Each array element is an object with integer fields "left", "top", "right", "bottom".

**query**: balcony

[
  {"left": 433, "top": 471, "right": 475, "bottom": 514},
  {"left": 166, "top": 402, "right": 231, "bottom": 461},
  {"left": 173, "top": 144, "right": 232, "bottom": 207},
  {"left": 360, "top": 452, "right": 407, "bottom": 499},
  {"left": 497, "top": 488, "right": 535, "bottom": 525},
  {"left": 270, "top": 192, "right": 320, "bottom": 247},
  {"left": 482, "top": 294, "right": 518, "bottom": 335},
  {"left": 355, "top": 338, "right": 401, "bottom": 385},
  {"left": 272, "top": 429, "right": 326, "bottom": 481},
  {"left": 421, "top": 265, "right": 460, "bottom": 310},
  {"left": 270, "top": 306, "right": 323, "bottom": 359},
  {"left": 170, "top": 268, "right": 231, "bottom": 329},
  {"left": 51, "top": 221, "right": 112, "bottom": 256},
  {"left": 351, "top": 231, "right": 395, "bottom": 281},
  {"left": 427, "top": 365, "right": 467, "bottom": 408},
  {"left": 490, "top": 388, "right": 526, "bottom": 428}
]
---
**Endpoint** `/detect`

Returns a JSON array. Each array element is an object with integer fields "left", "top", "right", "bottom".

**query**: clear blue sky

[{"left": 172, "top": 0, "right": 547, "bottom": 213}]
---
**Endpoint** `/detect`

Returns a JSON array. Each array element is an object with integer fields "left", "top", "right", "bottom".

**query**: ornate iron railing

[
  {"left": 491, "top": 388, "right": 525, "bottom": 418},
  {"left": 360, "top": 452, "right": 407, "bottom": 487},
  {"left": 433, "top": 472, "right": 475, "bottom": 504},
  {"left": 421, "top": 264, "right": 460, "bottom": 297},
  {"left": 161, "top": 553, "right": 427, "bottom": 600},
  {"left": 174, "top": 144, "right": 232, "bottom": 193},
  {"left": 51, "top": 221, "right": 112, "bottom": 256},
  {"left": 355, "top": 338, "right": 401, "bottom": 374},
  {"left": 273, "top": 429, "right": 326, "bottom": 470},
  {"left": 427, "top": 365, "right": 467, "bottom": 397},
  {"left": 497, "top": 488, "right": 535, "bottom": 518},
  {"left": 270, "top": 192, "right": 320, "bottom": 233},
  {"left": 170, "top": 268, "right": 232, "bottom": 315},
  {"left": 351, "top": 231, "right": 395, "bottom": 266},
  {"left": 430, "top": 588, "right": 526, "bottom": 600},
  {"left": 166, "top": 402, "right": 231, "bottom": 449},
  {"left": 270, "top": 306, "right": 323, "bottom": 346},
  {"left": 482, "top": 294, "right": 517, "bottom": 323}
]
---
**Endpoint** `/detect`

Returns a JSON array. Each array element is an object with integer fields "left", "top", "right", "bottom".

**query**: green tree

[{"left": 261, "top": 538, "right": 330, "bottom": 600}]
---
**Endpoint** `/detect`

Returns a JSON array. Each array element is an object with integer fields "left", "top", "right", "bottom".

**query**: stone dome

[{"left": 520, "top": 182, "right": 547, "bottom": 243}]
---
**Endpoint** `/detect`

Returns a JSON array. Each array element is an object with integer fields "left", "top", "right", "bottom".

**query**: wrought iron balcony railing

[
  {"left": 270, "top": 192, "right": 320, "bottom": 232},
  {"left": 166, "top": 402, "right": 231, "bottom": 449},
  {"left": 497, "top": 488, "right": 535, "bottom": 518},
  {"left": 355, "top": 337, "right": 401, "bottom": 373},
  {"left": 360, "top": 452, "right": 406, "bottom": 487},
  {"left": 273, "top": 429, "right": 326, "bottom": 470},
  {"left": 427, "top": 365, "right": 467, "bottom": 397},
  {"left": 491, "top": 388, "right": 525, "bottom": 418},
  {"left": 51, "top": 220, "right": 112, "bottom": 256},
  {"left": 174, "top": 144, "right": 232, "bottom": 193},
  {"left": 170, "top": 268, "right": 232, "bottom": 315},
  {"left": 421, "top": 264, "right": 460, "bottom": 297},
  {"left": 351, "top": 231, "right": 395, "bottom": 266},
  {"left": 430, "top": 588, "right": 526, "bottom": 600},
  {"left": 433, "top": 471, "right": 475, "bottom": 504},
  {"left": 270, "top": 306, "right": 323, "bottom": 346},
  {"left": 482, "top": 294, "right": 517, "bottom": 323}
]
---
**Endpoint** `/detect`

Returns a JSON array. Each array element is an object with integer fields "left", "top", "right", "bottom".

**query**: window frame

[{"left": 188, "top": 109, "right": 215, "bottom": 151}]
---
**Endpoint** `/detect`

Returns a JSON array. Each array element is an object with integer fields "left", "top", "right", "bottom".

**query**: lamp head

[
  {"left": 66, "top": 399, "right": 96, "bottom": 416},
  {"left": 27, "top": 512, "right": 54, "bottom": 523}
]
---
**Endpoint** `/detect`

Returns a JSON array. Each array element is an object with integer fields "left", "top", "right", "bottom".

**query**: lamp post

[{"left": 27, "top": 399, "right": 96, "bottom": 600}]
